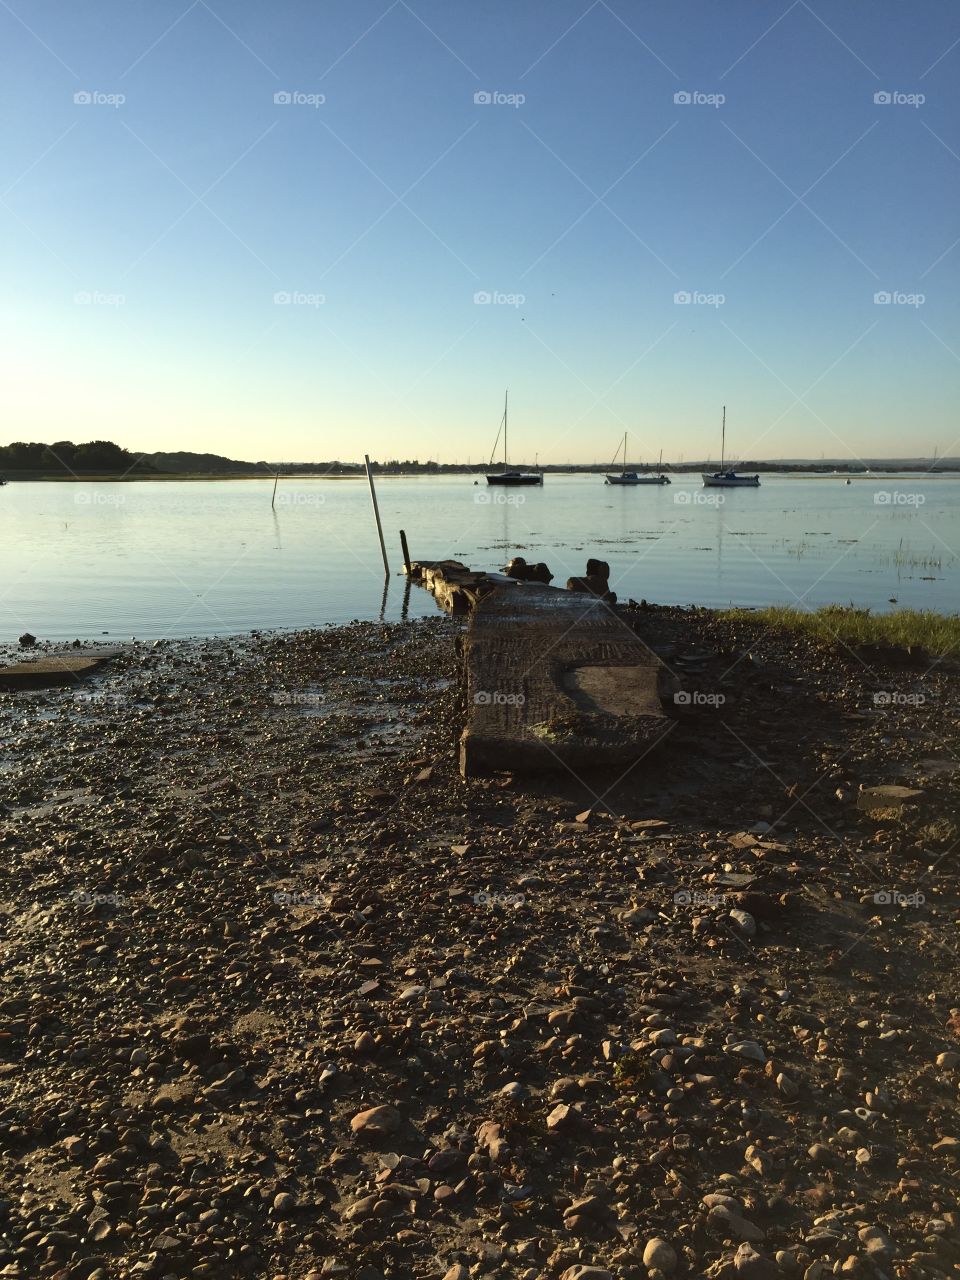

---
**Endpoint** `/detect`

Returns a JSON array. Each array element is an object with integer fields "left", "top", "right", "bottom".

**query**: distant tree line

[{"left": 0, "top": 440, "right": 157, "bottom": 473}]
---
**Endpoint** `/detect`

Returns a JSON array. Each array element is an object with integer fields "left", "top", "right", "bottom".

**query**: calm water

[{"left": 2, "top": 475, "right": 957, "bottom": 640}]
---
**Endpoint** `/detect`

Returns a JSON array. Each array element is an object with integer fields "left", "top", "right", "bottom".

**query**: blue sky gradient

[{"left": 2, "top": 1, "right": 958, "bottom": 463}]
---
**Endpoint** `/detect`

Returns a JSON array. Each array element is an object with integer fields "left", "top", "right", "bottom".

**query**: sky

[{"left": 1, "top": 0, "right": 958, "bottom": 465}]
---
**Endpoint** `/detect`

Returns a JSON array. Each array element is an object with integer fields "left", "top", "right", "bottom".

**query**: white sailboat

[
  {"left": 604, "top": 433, "right": 670, "bottom": 485},
  {"left": 702, "top": 407, "right": 760, "bottom": 488}
]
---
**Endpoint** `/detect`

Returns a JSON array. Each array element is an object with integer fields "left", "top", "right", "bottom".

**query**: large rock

[
  {"left": 566, "top": 574, "right": 614, "bottom": 601},
  {"left": 350, "top": 1105, "right": 400, "bottom": 1137}
]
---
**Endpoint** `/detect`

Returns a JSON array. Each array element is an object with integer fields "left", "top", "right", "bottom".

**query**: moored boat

[
  {"left": 605, "top": 435, "right": 670, "bottom": 485},
  {"left": 485, "top": 391, "right": 542, "bottom": 486},
  {"left": 701, "top": 408, "right": 759, "bottom": 488}
]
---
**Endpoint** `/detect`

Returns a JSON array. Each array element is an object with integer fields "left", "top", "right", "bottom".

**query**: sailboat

[
  {"left": 485, "top": 391, "right": 543, "bottom": 486},
  {"left": 605, "top": 433, "right": 670, "bottom": 485},
  {"left": 702, "top": 407, "right": 760, "bottom": 488}
]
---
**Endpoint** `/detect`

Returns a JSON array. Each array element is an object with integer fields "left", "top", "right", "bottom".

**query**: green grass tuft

[{"left": 719, "top": 605, "right": 960, "bottom": 656}]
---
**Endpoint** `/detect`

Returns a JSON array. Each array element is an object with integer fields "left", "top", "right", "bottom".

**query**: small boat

[
  {"left": 485, "top": 391, "right": 542, "bottom": 486},
  {"left": 605, "top": 434, "right": 670, "bottom": 485},
  {"left": 702, "top": 407, "right": 760, "bottom": 488}
]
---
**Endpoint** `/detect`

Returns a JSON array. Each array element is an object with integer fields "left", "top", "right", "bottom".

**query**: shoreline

[
  {"left": 1, "top": 606, "right": 958, "bottom": 1276},
  {"left": 4, "top": 469, "right": 960, "bottom": 483}
]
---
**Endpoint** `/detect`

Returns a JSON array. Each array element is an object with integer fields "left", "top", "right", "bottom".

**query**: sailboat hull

[
  {"left": 701, "top": 473, "right": 760, "bottom": 488},
  {"left": 486, "top": 472, "right": 542, "bottom": 486},
  {"left": 605, "top": 473, "right": 670, "bottom": 485}
]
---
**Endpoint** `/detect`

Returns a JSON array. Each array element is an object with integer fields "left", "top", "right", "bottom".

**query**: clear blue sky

[{"left": 2, "top": 0, "right": 957, "bottom": 464}]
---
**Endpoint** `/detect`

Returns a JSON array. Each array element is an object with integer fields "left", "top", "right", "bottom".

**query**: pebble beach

[{"left": 1, "top": 607, "right": 958, "bottom": 1280}]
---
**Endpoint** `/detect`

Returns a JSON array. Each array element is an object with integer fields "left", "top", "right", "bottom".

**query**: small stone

[
  {"left": 708, "top": 1206, "right": 765, "bottom": 1242},
  {"left": 350, "top": 1105, "right": 401, "bottom": 1137},
  {"left": 735, "top": 1243, "right": 781, "bottom": 1280},
  {"left": 726, "top": 1040, "right": 767, "bottom": 1063},
  {"left": 729, "top": 908, "right": 757, "bottom": 938},
  {"left": 561, "top": 1269, "right": 615, "bottom": 1280},
  {"left": 272, "top": 1192, "right": 296, "bottom": 1214},
  {"left": 776, "top": 1072, "right": 799, "bottom": 1099},
  {"left": 643, "top": 1237, "right": 678, "bottom": 1273},
  {"left": 344, "top": 1195, "right": 379, "bottom": 1222},
  {"left": 858, "top": 1226, "right": 893, "bottom": 1261},
  {"left": 936, "top": 1051, "right": 960, "bottom": 1069},
  {"left": 443, "top": 1267, "right": 470, "bottom": 1280},
  {"left": 547, "top": 1103, "right": 577, "bottom": 1132},
  {"left": 500, "top": 1081, "right": 527, "bottom": 1101}
]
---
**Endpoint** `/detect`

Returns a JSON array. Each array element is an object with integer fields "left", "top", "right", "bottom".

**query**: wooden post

[
  {"left": 271, "top": 469, "right": 280, "bottom": 508},
  {"left": 364, "top": 454, "right": 390, "bottom": 577},
  {"left": 399, "top": 529, "right": 412, "bottom": 574}
]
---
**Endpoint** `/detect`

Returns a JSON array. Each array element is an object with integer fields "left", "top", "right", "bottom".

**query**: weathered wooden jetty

[{"left": 407, "top": 560, "right": 678, "bottom": 776}]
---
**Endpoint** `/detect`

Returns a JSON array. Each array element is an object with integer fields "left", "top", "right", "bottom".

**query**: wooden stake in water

[
  {"left": 365, "top": 454, "right": 390, "bottom": 577},
  {"left": 399, "top": 529, "right": 412, "bottom": 575}
]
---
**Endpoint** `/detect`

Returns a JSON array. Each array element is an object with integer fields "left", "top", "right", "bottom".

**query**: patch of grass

[{"left": 720, "top": 605, "right": 960, "bottom": 656}]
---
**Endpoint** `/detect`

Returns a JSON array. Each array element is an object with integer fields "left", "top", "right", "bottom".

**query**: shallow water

[{"left": 2, "top": 474, "right": 957, "bottom": 639}]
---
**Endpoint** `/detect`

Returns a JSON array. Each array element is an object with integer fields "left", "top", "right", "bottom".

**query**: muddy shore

[{"left": 1, "top": 606, "right": 958, "bottom": 1280}]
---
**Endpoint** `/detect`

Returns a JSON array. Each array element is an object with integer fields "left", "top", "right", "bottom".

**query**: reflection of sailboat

[
  {"left": 485, "top": 391, "right": 543, "bottom": 486},
  {"left": 702, "top": 407, "right": 760, "bottom": 488},
  {"left": 605, "top": 433, "right": 670, "bottom": 485}
]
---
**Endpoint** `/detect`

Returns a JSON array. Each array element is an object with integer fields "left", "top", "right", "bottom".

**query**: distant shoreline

[{"left": 2, "top": 467, "right": 959, "bottom": 482}]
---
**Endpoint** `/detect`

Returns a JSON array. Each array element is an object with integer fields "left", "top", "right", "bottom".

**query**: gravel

[{"left": 0, "top": 605, "right": 958, "bottom": 1278}]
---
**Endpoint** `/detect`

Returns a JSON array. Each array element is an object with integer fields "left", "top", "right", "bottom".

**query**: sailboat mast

[
  {"left": 721, "top": 405, "right": 726, "bottom": 472},
  {"left": 504, "top": 390, "right": 508, "bottom": 469},
  {"left": 623, "top": 432, "right": 627, "bottom": 476}
]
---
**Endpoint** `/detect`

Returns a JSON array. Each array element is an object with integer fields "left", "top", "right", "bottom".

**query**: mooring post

[
  {"left": 399, "top": 529, "right": 411, "bottom": 574},
  {"left": 364, "top": 454, "right": 390, "bottom": 577}
]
